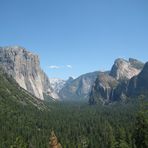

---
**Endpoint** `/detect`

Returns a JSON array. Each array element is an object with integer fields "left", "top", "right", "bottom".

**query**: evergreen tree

[
  {"left": 134, "top": 111, "right": 148, "bottom": 148},
  {"left": 10, "top": 137, "right": 27, "bottom": 148}
]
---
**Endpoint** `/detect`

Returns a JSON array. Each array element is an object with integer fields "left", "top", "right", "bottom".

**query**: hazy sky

[{"left": 0, "top": 0, "right": 148, "bottom": 79}]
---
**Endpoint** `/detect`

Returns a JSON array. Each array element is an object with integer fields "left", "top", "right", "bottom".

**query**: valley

[
  {"left": 1, "top": 92, "right": 146, "bottom": 148},
  {"left": 0, "top": 46, "right": 147, "bottom": 148},
  {"left": 1, "top": 1, "right": 148, "bottom": 147}
]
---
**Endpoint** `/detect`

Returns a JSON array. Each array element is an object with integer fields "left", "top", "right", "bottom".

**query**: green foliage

[
  {"left": 134, "top": 102, "right": 148, "bottom": 148},
  {"left": 10, "top": 137, "right": 27, "bottom": 148},
  {"left": 0, "top": 68, "right": 147, "bottom": 148},
  {"left": 0, "top": 98, "right": 140, "bottom": 148}
]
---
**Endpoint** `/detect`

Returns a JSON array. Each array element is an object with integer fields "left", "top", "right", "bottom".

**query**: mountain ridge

[
  {"left": 59, "top": 71, "right": 100, "bottom": 101},
  {"left": 0, "top": 45, "right": 147, "bottom": 104},
  {"left": 89, "top": 58, "right": 145, "bottom": 104}
]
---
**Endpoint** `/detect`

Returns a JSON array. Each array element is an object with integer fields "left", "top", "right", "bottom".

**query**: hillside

[
  {"left": 0, "top": 67, "right": 50, "bottom": 147},
  {"left": 0, "top": 66, "right": 147, "bottom": 148}
]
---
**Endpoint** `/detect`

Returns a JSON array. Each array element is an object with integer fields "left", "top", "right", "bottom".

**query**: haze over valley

[{"left": 0, "top": 0, "right": 148, "bottom": 148}]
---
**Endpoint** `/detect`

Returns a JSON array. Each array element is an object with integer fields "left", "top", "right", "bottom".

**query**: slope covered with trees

[{"left": 0, "top": 68, "right": 147, "bottom": 148}]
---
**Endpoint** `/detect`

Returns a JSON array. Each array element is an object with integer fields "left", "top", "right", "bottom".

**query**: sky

[{"left": 0, "top": 0, "right": 148, "bottom": 79}]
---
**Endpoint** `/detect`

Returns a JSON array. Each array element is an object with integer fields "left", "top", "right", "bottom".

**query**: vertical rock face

[
  {"left": 89, "top": 73, "right": 118, "bottom": 104},
  {"left": 127, "top": 62, "right": 148, "bottom": 96},
  {"left": 110, "top": 58, "right": 143, "bottom": 80},
  {"left": 0, "top": 46, "right": 52, "bottom": 100},
  {"left": 89, "top": 58, "right": 144, "bottom": 104}
]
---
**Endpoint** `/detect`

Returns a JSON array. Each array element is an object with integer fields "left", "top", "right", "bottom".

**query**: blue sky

[{"left": 0, "top": 0, "right": 148, "bottom": 79}]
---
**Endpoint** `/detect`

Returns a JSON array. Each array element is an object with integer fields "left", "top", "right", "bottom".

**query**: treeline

[{"left": 0, "top": 96, "right": 148, "bottom": 148}]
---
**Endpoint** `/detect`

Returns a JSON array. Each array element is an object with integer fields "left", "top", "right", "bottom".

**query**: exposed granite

[{"left": 0, "top": 46, "right": 52, "bottom": 100}]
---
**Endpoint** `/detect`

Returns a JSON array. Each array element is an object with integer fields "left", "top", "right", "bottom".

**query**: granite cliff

[
  {"left": 0, "top": 46, "right": 146, "bottom": 103},
  {"left": 127, "top": 62, "right": 148, "bottom": 97},
  {"left": 110, "top": 58, "right": 143, "bottom": 80},
  {"left": 89, "top": 58, "right": 144, "bottom": 104},
  {"left": 0, "top": 46, "right": 52, "bottom": 100}
]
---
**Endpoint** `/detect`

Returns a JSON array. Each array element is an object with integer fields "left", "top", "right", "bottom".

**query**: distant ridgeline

[{"left": 0, "top": 45, "right": 148, "bottom": 104}]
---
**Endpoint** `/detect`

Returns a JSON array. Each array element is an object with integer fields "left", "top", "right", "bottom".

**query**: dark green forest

[
  {"left": 1, "top": 99, "right": 148, "bottom": 148},
  {"left": 0, "top": 70, "right": 148, "bottom": 148}
]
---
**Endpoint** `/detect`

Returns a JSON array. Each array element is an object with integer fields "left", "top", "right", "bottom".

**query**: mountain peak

[
  {"left": 129, "top": 58, "right": 144, "bottom": 70},
  {"left": 114, "top": 58, "right": 127, "bottom": 63},
  {"left": 1, "top": 45, "right": 38, "bottom": 57},
  {"left": 3, "top": 45, "right": 26, "bottom": 52},
  {"left": 49, "top": 78, "right": 66, "bottom": 96},
  {"left": 67, "top": 76, "right": 74, "bottom": 81},
  {"left": 110, "top": 58, "right": 143, "bottom": 80},
  {"left": 0, "top": 46, "right": 52, "bottom": 100}
]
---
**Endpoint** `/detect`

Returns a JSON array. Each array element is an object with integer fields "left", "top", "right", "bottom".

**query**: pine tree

[
  {"left": 10, "top": 137, "right": 27, "bottom": 148},
  {"left": 134, "top": 111, "right": 148, "bottom": 148},
  {"left": 134, "top": 101, "right": 148, "bottom": 148}
]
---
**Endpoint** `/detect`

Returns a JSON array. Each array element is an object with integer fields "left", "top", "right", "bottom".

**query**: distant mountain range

[
  {"left": 0, "top": 45, "right": 148, "bottom": 104},
  {"left": 59, "top": 71, "right": 100, "bottom": 100}
]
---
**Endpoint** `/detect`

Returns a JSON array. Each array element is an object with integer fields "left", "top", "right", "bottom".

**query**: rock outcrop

[
  {"left": 0, "top": 66, "right": 47, "bottom": 110},
  {"left": 89, "top": 58, "right": 144, "bottom": 104},
  {"left": 49, "top": 78, "right": 66, "bottom": 93},
  {"left": 0, "top": 46, "right": 52, "bottom": 100},
  {"left": 49, "top": 78, "right": 66, "bottom": 99},
  {"left": 110, "top": 58, "right": 143, "bottom": 80},
  {"left": 127, "top": 62, "right": 148, "bottom": 97},
  {"left": 89, "top": 73, "right": 118, "bottom": 104},
  {"left": 1, "top": 46, "right": 146, "bottom": 103}
]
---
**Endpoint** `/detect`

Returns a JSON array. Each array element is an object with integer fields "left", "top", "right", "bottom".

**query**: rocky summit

[
  {"left": 0, "top": 45, "right": 147, "bottom": 104},
  {"left": 0, "top": 46, "right": 52, "bottom": 100},
  {"left": 89, "top": 58, "right": 145, "bottom": 104},
  {"left": 110, "top": 58, "right": 143, "bottom": 80}
]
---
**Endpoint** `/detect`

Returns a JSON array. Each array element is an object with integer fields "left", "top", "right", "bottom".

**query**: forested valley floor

[{"left": 1, "top": 94, "right": 148, "bottom": 148}]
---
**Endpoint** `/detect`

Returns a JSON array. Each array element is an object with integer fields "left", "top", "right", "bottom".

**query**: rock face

[
  {"left": 110, "top": 58, "right": 143, "bottom": 80},
  {"left": 89, "top": 73, "right": 118, "bottom": 104},
  {"left": 0, "top": 46, "right": 52, "bottom": 100},
  {"left": 127, "top": 62, "right": 148, "bottom": 97},
  {"left": 59, "top": 71, "right": 100, "bottom": 100},
  {"left": 89, "top": 58, "right": 144, "bottom": 104},
  {"left": 49, "top": 78, "right": 66, "bottom": 93},
  {"left": 49, "top": 78, "right": 66, "bottom": 99},
  {"left": 1, "top": 46, "right": 146, "bottom": 103},
  {"left": 0, "top": 66, "right": 48, "bottom": 110}
]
